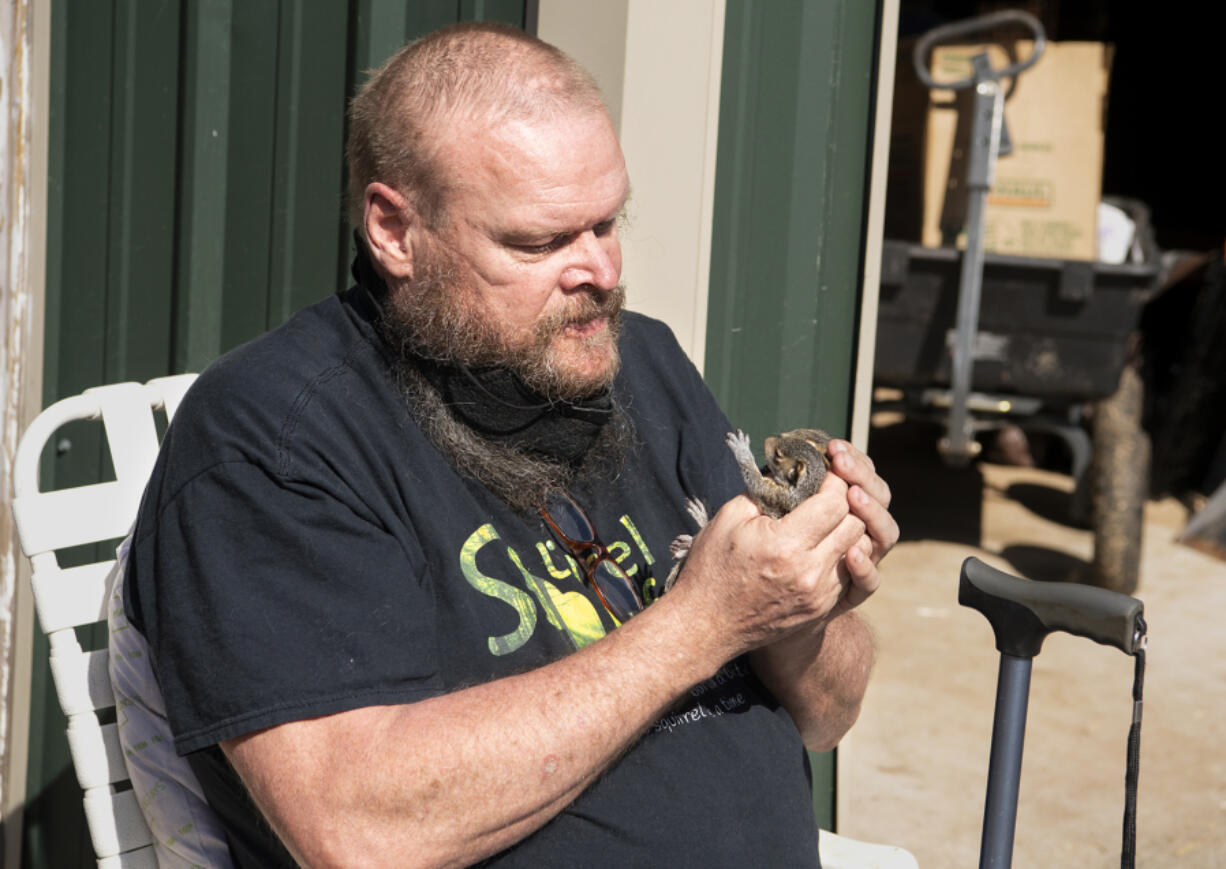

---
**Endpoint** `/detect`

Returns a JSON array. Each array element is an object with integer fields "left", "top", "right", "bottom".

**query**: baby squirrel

[{"left": 663, "top": 428, "right": 833, "bottom": 592}]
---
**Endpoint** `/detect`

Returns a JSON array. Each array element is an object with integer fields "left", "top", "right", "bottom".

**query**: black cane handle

[{"left": 959, "top": 557, "right": 1146, "bottom": 658}]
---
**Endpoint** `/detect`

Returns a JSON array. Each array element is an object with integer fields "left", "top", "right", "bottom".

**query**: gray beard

[
  {"left": 392, "top": 358, "right": 635, "bottom": 515},
  {"left": 371, "top": 240, "right": 634, "bottom": 513}
]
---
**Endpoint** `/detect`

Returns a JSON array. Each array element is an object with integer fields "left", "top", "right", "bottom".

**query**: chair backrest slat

[
  {"left": 68, "top": 718, "right": 129, "bottom": 790},
  {"left": 84, "top": 787, "right": 156, "bottom": 857},
  {"left": 50, "top": 645, "right": 114, "bottom": 717},
  {"left": 14, "top": 485, "right": 141, "bottom": 556},
  {"left": 92, "top": 384, "right": 163, "bottom": 487},
  {"left": 150, "top": 374, "right": 196, "bottom": 422},
  {"left": 31, "top": 562, "right": 115, "bottom": 633},
  {"left": 11, "top": 375, "right": 199, "bottom": 866}
]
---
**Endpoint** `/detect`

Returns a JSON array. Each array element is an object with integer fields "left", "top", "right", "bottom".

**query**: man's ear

[{"left": 364, "top": 182, "right": 420, "bottom": 281}]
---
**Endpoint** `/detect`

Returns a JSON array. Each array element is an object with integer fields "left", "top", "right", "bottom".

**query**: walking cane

[{"left": 959, "top": 557, "right": 1147, "bottom": 868}]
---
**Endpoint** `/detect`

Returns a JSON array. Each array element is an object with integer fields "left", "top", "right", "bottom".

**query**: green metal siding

[
  {"left": 707, "top": 0, "right": 884, "bottom": 830},
  {"left": 30, "top": 3, "right": 531, "bottom": 866},
  {"left": 708, "top": 0, "right": 880, "bottom": 437}
]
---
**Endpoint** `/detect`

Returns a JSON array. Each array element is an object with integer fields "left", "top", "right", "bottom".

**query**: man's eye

[
  {"left": 515, "top": 235, "right": 569, "bottom": 255},
  {"left": 593, "top": 219, "right": 616, "bottom": 237}
]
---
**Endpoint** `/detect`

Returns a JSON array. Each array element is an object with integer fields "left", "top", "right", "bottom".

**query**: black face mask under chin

[
  {"left": 409, "top": 355, "right": 615, "bottom": 468},
  {"left": 352, "top": 234, "right": 617, "bottom": 468}
]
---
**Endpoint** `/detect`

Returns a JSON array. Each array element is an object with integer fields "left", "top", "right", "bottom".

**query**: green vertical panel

[
  {"left": 176, "top": 0, "right": 234, "bottom": 372},
  {"left": 29, "top": 0, "right": 181, "bottom": 864},
  {"left": 104, "top": 0, "right": 182, "bottom": 384},
  {"left": 351, "top": 0, "right": 533, "bottom": 71},
  {"left": 265, "top": 0, "right": 350, "bottom": 326},
  {"left": 706, "top": 0, "right": 882, "bottom": 830},
  {"left": 707, "top": 0, "right": 877, "bottom": 440},
  {"left": 806, "top": 2, "right": 876, "bottom": 430},
  {"left": 461, "top": 0, "right": 531, "bottom": 26},
  {"left": 352, "top": 0, "right": 411, "bottom": 76},
  {"left": 404, "top": 0, "right": 466, "bottom": 38},
  {"left": 47, "top": 0, "right": 113, "bottom": 406},
  {"left": 219, "top": 0, "right": 280, "bottom": 352},
  {"left": 27, "top": 3, "right": 113, "bottom": 865},
  {"left": 40, "top": 0, "right": 70, "bottom": 409}
]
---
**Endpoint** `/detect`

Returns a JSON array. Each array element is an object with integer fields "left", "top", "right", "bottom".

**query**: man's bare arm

[
  {"left": 748, "top": 609, "right": 874, "bottom": 751},
  {"left": 223, "top": 487, "right": 865, "bottom": 869},
  {"left": 224, "top": 595, "right": 719, "bottom": 869}
]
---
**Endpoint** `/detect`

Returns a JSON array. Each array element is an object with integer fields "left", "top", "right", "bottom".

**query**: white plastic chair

[
  {"left": 821, "top": 829, "right": 919, "bottom": 868},
  {"left": 11, "top": 374, "right": 916, "bottom": 868},
  {"left": 11, "top": 375, "right": 198, "bottom": 868}
]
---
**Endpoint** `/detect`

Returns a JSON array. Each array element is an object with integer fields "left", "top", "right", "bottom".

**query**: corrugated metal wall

[{"left": 30, "top": 3, "right": 530, "bottom": 865}]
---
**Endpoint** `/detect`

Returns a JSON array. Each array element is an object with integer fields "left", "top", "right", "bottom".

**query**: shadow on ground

[
  {"left": 1002, "top": 482, "right": 1081, "bottom": 527},
  {"left": 867, "top": 418, "right": 982, "bottom": 547},
  {"left": 997, "top": 544, "right": 1087, "bottom": 584},
  {"left": 869, "top": 418, "right": 1093, "bottom": 582}
]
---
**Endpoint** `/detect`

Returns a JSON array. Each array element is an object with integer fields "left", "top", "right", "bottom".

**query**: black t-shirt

[{"left": 124, "top": 287, "right": 821, "bottom": 866}]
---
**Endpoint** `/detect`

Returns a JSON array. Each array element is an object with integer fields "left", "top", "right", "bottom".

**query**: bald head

[{"left": 346, "top": 22, "right": 609, "bottom": 231}]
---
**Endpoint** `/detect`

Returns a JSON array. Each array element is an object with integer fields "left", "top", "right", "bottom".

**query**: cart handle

[
  {"left": 912, "top": 10, "right": 1046, "bottom": 91},
  {"left": 959, "top": 557, "right": 1145, "bottom": 658}
]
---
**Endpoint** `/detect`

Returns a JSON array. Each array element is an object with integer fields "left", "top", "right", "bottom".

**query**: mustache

[
  {"left": 379, "top": 262, "right": 626, "bottom": 402},
  {"left": 534, "top": 285, "right": 626, "bottom": 338}
]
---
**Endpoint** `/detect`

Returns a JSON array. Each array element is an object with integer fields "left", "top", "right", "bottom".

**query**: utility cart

[{"left": 875, "top": 12, "right": 1165, "bottom": 594}]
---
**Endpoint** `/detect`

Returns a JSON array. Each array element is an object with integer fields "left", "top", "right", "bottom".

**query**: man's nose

[{"left": 560, "top": 230, "right": 621, "bottom": 292}]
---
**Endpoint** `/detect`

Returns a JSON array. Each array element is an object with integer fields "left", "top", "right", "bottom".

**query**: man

[{"left": 115, "top": 21, "right": 897, "bottom": 868}]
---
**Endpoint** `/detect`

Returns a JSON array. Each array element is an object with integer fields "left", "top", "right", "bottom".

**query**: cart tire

[{"left": 1089, "top": 359, "right": 1150, "bottom": 594}]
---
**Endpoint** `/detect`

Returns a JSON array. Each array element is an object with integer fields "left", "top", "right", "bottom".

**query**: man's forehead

[{"left": 434, "top": 108, "right": 629, "bottom": 226}]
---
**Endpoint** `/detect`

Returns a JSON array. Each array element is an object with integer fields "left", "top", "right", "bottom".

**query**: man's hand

[
  {"left": 666, "top": 471, "right": 868, "bottom": 661},
  {"left": 670, "top": 437, "right": 897, "bottom": 648},
  {"left": 826, "top": 438, "right": 898, "bottom": 609},
  {"left": 689, "top": 438, "right": 898, "bottom": 751}
]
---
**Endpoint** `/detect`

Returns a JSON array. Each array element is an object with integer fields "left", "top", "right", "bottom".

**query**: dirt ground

[{"left": 838, "top": 418, "right": 1226, "bottom": 868}]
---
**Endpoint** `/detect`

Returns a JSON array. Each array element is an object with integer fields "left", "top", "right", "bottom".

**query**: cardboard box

[
  {"left": 922, "top": 40, "right": 1113, "bottom": 261},
  {"left": 887, "top": 39, "right": 1113, "bottom": 261}
]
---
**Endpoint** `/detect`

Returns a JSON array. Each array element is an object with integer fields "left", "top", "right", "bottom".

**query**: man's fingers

[
  {"left": 827, "top": 439, "right": 891, "bottom": 508},
  {"left": 848, "top": 484, "right": 899, "bottom": 564},
  {"left": 827, "top": 512, "right": 868, "bottom": 556},
  {"left": 841, "top": 543, "right": 881, "bottom": 609},
  {"left": 823, "top": 439, "right": 898, "bottom": 564},
  {"left": 777, "top": 473, "right": 850, "bottom": 542},
  {"left": 810, "top": 512, "right": 866, "bottom": 580},
  {"left": 706, "top": 492, "right": 773, "bottom": 531}
]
